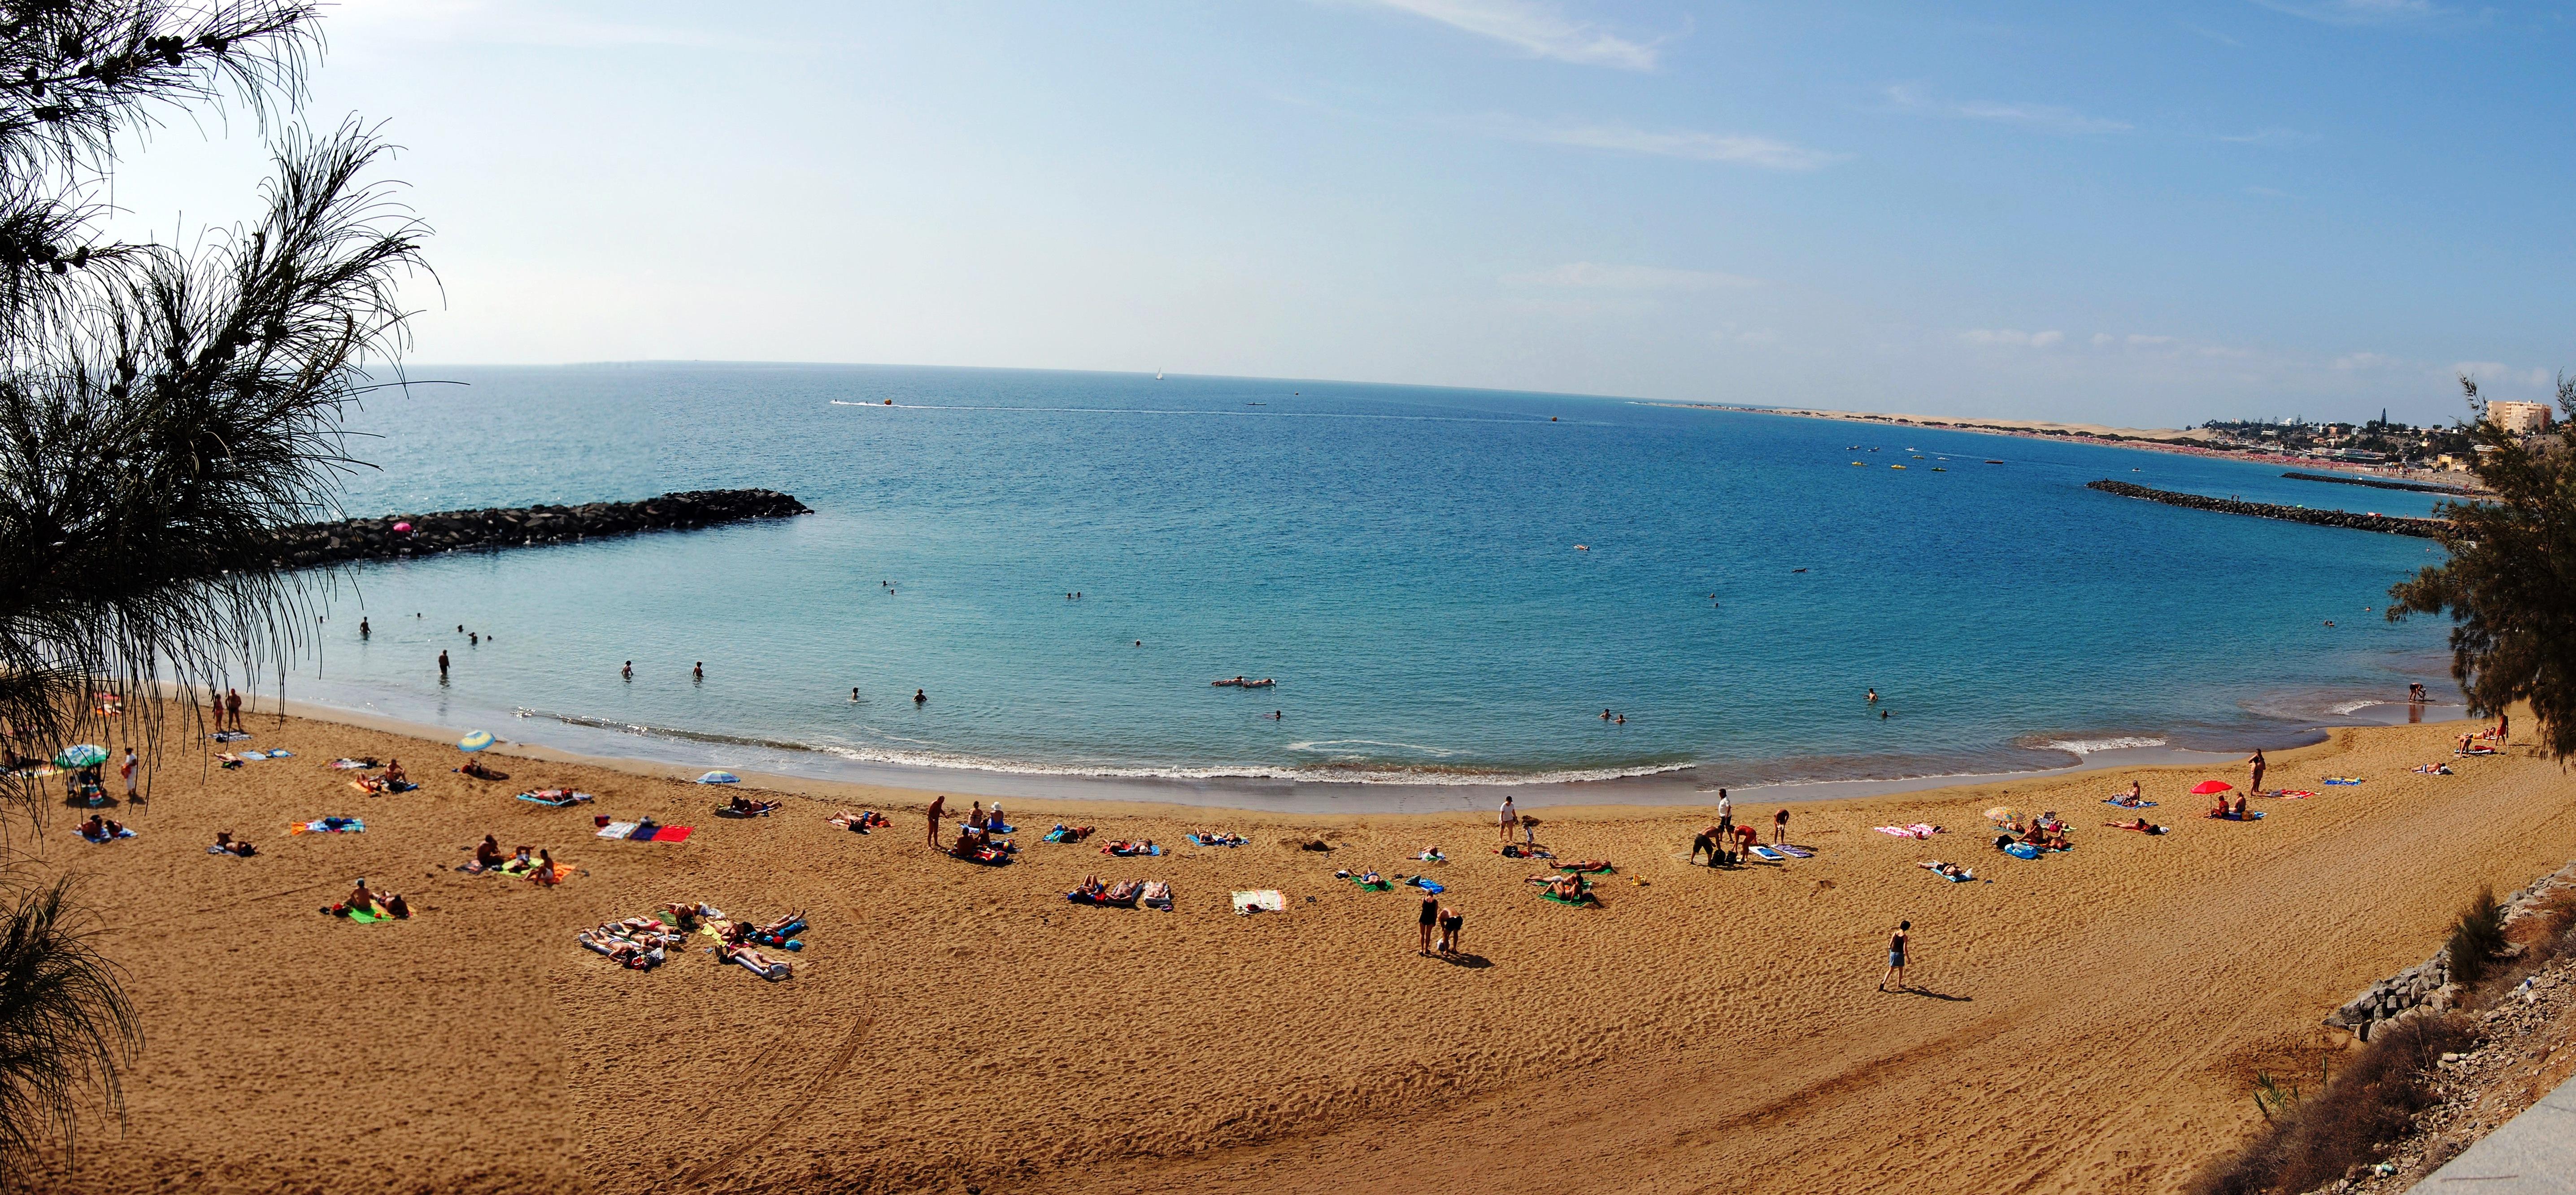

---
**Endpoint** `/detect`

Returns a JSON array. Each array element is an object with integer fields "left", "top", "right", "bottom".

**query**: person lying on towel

[
  {"left": 456, "top": 759, "right": 507, "bottom": 781},
  {"left": 727, "top": 794, "right": 780, "bottom": 816},
  {"left": 76, "top": 815, "right": 126, "bottom": 843},
  {"left": 211, "top": 830, "right": 256, "bottom": 856},
  {"left": 2103, "top": 817, "right": 2164, "bottom": 835}
]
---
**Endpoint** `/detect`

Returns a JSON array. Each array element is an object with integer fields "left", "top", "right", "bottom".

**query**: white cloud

[
  {"left": 1884, "top": 85, "right": 2131, "bottom": 135},
  {"left": 2128, "top": 334, "right": 2178, "bottom": 347},
  {"left": 2252, "top": 0, "right": 2445, "bottom": 26},
  {"left": 1484, "top": 117, "right": 1844, "bottom": 170},
  {"left": 2092, "top": 332, "right": 2115, "bottom": 347},
  {"left": 1962, "top": 328, "right": 2064, "bottom": 348},
  {"left": 1506, "top": 262, "right": 1760, "bottom": 291},
  {"left": 1350, "top": 0, "right": 1662, "bottom": 70},
  {"left": 2335, "top": 351, "right": 2396, "bottom": 371},
  {"left": 2453, "top": 362, "right": 2552, "bottom": 388}
]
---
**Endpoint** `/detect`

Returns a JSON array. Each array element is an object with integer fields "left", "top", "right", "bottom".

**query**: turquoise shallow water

[{"left": 288, "top": 363, "right": 2459, "bottom": 793}]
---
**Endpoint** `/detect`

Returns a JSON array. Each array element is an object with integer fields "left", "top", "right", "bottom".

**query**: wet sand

[{"left": 36, "top": 707, "right": 2576, "bottom": 1194}]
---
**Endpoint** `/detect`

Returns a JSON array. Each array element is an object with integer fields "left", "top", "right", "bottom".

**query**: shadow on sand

[{"left": 1437, "top": 952, "right": 1492, "bottom": 969}]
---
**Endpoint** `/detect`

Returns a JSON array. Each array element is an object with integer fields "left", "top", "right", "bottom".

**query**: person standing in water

[
  {"left": 914, "top": 689, "right": 927, "bottom": 705},
  {"left": 437, "top": 651, "right": 449, "bottom": 680},
  {"left": 1867, "top": 688, "right": 1878, "bottom": 705},
  {"left": 2246, "top": 747, "right": 2267, "bottom": 796},
  {"left": 693, "top": 661, "right": 704, "bottom": 681},
  {"left": 622, "top": 661, "right": 633, "bottom": 681},
  {"left": 1880, "top": 920, "right": 1910, "bottom": 992},
  {"left": 359, "top": 617, "right": 369, "bottom": 639}
]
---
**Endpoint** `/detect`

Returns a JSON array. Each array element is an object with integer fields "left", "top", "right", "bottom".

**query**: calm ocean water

[{"left": 287, "top": 363, "right": 2459, "bottom": 796}]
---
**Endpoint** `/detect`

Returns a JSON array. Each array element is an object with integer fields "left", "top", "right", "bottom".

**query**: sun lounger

[{"left": 1231, "top": 890, "right": 1285, "bottom": 916}]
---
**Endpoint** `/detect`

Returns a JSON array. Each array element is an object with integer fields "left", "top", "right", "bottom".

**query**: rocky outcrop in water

[
  {"left": 265, "top": 488, "right": 812, "bottom": 568},
  {"left": 2085, "top": 479, "right": 2446, "bottom": 539},
  {"left": 2280, "top": 471, "right": 2476, "bottom": 497}
]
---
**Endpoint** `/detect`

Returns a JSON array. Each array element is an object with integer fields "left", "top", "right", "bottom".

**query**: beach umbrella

[
  {"left": 457, "top": 730, "right": 494, "bottom": 752},
  {"left": 52, "top": 744, "right": 106, "bottom": 768},
  {"left": 698, "top": 771, "right": 740, "bottom": 785},
  {"left": 2189, "top": 780, "right": 2234, "bottom": 795},
  {"left": 1982, "top": 806, "right": 2016, "bottom": 821}
]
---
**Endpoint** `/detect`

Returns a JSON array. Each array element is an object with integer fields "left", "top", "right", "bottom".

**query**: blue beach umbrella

[
  {"left": 52, "top": 744, "right": 107, "bottom": 768},
  {"left": 457, "top": 730, "right": 495, "bottom": 752},
  {"left": 698, "top": 771, "right": 740, "bottom": 785}
]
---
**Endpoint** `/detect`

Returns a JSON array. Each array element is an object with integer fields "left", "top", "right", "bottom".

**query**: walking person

[
  {"left": 1880, "top": 920, "right": 1910, "bottom": 992},
  {"left": 2246, "top": 747, "right": 2267, "bottom": 797},
  {"left": 1498, "top": 795, "right": 1516, "bottom": 846},
  {"left": 925, "top": 794, "right": 946, "bottom": 849},
  {"left": 1417, "top": 892, "right": 1438, "bottom": 955}
]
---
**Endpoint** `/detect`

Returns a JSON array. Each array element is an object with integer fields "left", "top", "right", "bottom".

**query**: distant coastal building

[{"left": 2486, "top": 399, "right": 2554, "bottom": 433}]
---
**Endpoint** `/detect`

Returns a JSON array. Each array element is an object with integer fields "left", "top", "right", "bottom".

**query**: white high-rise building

[{"left": 2487, "top": 400, "right": 2555, "bottom": 434}]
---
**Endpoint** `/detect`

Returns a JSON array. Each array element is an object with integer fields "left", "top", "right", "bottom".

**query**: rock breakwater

[
  {"left": 264, "top": 488, "right": 812, "bottom": 568},
  {"left": 2279, "top": 471, "right": 2475, "bottom": 497},
  {"left": 2084, "top": 479, "right": 2445, "bottom": 538}
]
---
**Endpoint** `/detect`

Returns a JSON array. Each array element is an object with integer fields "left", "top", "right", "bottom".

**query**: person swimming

[{"left": 914, "top": 689, "right": 927, "bottom": 704}]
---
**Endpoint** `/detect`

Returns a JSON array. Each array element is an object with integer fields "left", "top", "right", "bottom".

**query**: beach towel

[
  {"left": 344, "top": 906, "right": 395, "bottom": 924},
  {"left": 1102, "top": 843, "right": 1161, "bottom": 857},
  {"left": 2002, "top": 842, "right": 2040, "bottom": 860},
  {"left": 1186, "top": 833, "right": 1246, "bottom": 848},
  {"left": 2102, "top": 798, "right": 2158, "bottom": 808},
  {"left": 2413, "top": 764, "right": 2453, "bottom": 776},
  {"left": 73, "top": 826, "right": 134, "bottom": 844},
  {"left": 644, "top": 825, "right": 692, "bottom": 843},
  {"left": 1349, "top": 875, "right": 1392, "bottom": 892},
  {"left": 515, "top": 791, "right": 592, "bottom": 807},
  {"left": 209, "top": 730, "right": 251, "bottom": 741},
  {"left": 725, "top": 950, "right": 790, "bottom": 981},
  {"left": 1140, "top": 881, "right": 1174, "bottom": 911},
  {"left": 1875, "top": 824, "right": 1938, "bottom": 839},
  {"left": 328, "top": 758, "right": 375, "bottom": 770},
  {"left": 2208, "top": 810, "right": 2266, "bottom": 821},
  {"left": 1066, "top": 886, "right": 1140, "bottom": 908},
  {"left": 2457, "top": 747, "right": 2498, "bottom": 757},
  {"left": 1407, "top": 877, "right": 1445, "bottom": 894},
  {"left": 597, "top": 821, "right": 640, "bottom": 839},
  {"left": 1749, "top": 845, "right": 1785, "bottom": 863},
  {"left": 1231, "top": 890, "right": 1285, "bottom": 916},
  {"left": 987, "top": 822, "right": 1015, "bottom": 834},
  {"left": 1919, "top": 862, "right": 1975, "bottom": 882},
  {"left": 289, "top": 817, "right": 364, "bottom": 834},
  {"left": 1775, "top": 844, "right": 1815, "bottom": 859},
  {"left": 2322, "top": 777, "right": 2363, "bottom": 786},
  {"left": 1538, "top": 886, "right": 1594, "bottom": 907}
]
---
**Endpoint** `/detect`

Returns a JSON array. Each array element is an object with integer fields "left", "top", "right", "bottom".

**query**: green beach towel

[
  {"left": 1539, "top": 889, "right": 1592, "bottom": 907},
  {"left": 1350, "top": 876, "right": 1392, "bottom": 892}
]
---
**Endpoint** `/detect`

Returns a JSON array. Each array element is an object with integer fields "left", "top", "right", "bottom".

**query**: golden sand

[{"left": 34, "top": 709, "right": 2576, "bottom": 1194}]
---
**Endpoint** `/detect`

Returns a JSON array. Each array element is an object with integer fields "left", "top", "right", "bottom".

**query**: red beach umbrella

[{"left": 2190, "top": 780, "right": 2235, "bottom": 795}]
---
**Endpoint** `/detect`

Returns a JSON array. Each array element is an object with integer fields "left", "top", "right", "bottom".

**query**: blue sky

[{"left": 105, "top": 0, "right": 2576, "bottom": 426}]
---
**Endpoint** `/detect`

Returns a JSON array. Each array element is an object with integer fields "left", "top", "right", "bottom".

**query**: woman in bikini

[{"left": 1880, "top": 920, "right": 1910, "bottom": 992}]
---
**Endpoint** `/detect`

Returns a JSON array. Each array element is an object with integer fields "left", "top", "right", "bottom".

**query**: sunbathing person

[
  {"left": 719, "top": 942, "right": 791, "bottom": 980},
  {"left": 529, "top": 849, "right": 562, "bottom": 886},
  {"left": 211, "top": 830, "right": 256, "bottom": 857},
  {"left": 382, "top": 759, "right": 407, "bottom": 785},
  {"left": 2104, "top": 817, "right": 2164, "bottom": 834},
  {"left": 2232, "top": 795, "right": 2250, "bottom": 818},
  {"left": 341, "top": 879, "right": 383, "bottom": 916},
  {"left": 456, "top": 759, "right": 507, "bottom": 781},
  {"left": 1102, "top": 879, "right": 1143, "bottom": 903},
  {"left": 2208, "top": 794, "right": 2232, "bottom": 819},
  {"left": 2041, "top": 827, "right": 2071, "bottom": 850},
  {"left": 1073, "top": 875, "right": 1109, "bottom": 901},
  {"left": 474, "top": 835, "right": 505, "bottom": 871},
  {"left": 726, "top": 794, "right": 780, "bottom": 816},
  {"left": 510, "top": 845, "right": 535, "bottom": 871},
  {"left": 1929, "top": 861, "right": 1971, "bottom": 880}
]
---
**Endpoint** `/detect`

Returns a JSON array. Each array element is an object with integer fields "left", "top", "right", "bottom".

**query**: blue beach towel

[
  {"left": 1407, "top": 876, "right": 1445, "bottom": 894},
  {"left": 2002, "top": 842, "right": 2040, "bottom": 860}
]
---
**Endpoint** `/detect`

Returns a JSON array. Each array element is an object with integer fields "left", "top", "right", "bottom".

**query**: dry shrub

[
  {"left": 2447, "top": 887, "right": 2508, "bottom": 990},
  {"left": 2186, "top": 1013, "right": 2472, "bottom": 1195}
]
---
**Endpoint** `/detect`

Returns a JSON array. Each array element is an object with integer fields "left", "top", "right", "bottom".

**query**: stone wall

[
  {"left": 262, "top": 488, "right": 812, "bottom": 568},
  {"left": 2085, "top": 479, "right": 2446, "bottom": 539},
  {"left": 2326, "top": 862, "right": 2576, "bottom": 1038}
]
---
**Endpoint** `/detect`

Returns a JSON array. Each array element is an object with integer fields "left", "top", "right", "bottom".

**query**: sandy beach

[{"left": 29, "top": 706, "right": 2575, "bottom": 1194}]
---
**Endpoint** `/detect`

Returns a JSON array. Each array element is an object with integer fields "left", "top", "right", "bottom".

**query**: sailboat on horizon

[{"left": 1154, "top": 369, "right": 1164, "bottom": 380}]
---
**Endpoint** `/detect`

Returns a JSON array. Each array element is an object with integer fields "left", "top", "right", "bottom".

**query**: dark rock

[
  {"left": 262, "top": 488, "right": 813, "bottom": 568},
  {"left": 2086, "top": 480, "right": 2445, "bottom": 539}
]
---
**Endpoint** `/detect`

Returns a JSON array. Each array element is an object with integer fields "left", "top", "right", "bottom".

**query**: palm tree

[
  {"left": 0, "top": 875, "right": 136, "bottom": 1185},
  {"left": 0, "top": 0, "right": 427, "bottom": 1178},
  {"left": 2388, "top": 375, "right": 2576, "bottom": 760}
]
